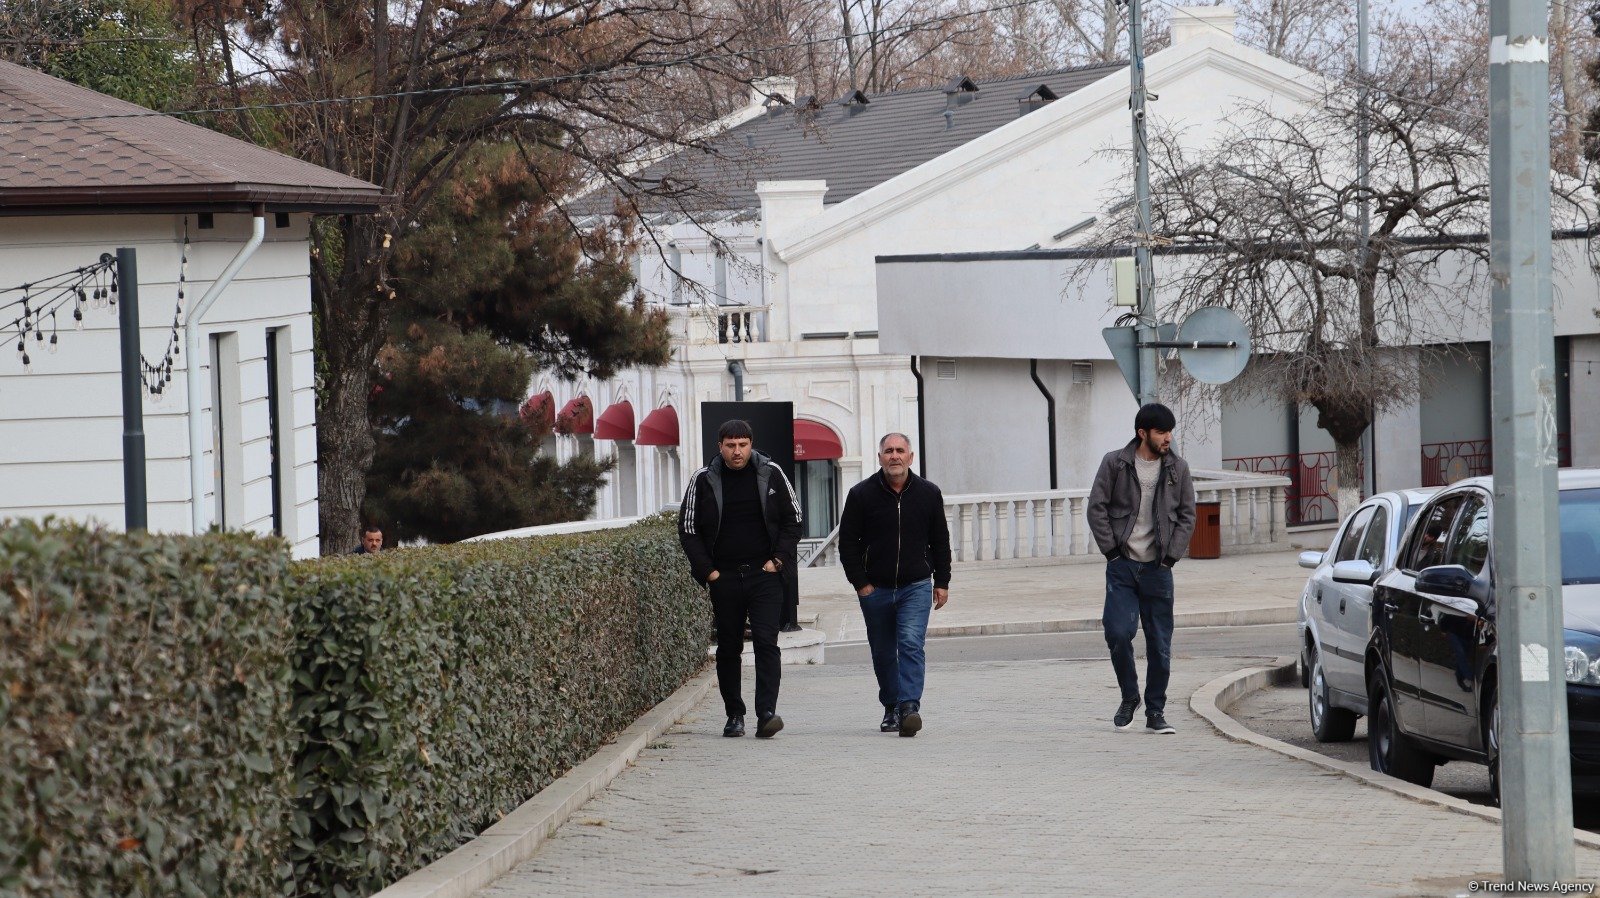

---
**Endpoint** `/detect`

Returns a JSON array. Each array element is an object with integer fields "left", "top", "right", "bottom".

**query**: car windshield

[{"left": 1561, "top": 488, "right": 1600, "bottom": 585}]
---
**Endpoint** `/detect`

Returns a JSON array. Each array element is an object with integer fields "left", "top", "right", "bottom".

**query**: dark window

[
  {"left": 1334, "top": 506, "right": 1374, "bottom": 563},
  {"left": 1357, "top": 505, "right": 1389, "bottom": 568},
  {"left": 266, "top": 330, "right": 283, "bottom": 535},
  {"left": 1446, "top": 494, "right": 1489, "bottom": 577},
  {"left": 1560, "top": 488, "right": 1600, "bottom": 585},
  {"left": 1405, "top": 495, "right": 1465, "bottom": 572}
]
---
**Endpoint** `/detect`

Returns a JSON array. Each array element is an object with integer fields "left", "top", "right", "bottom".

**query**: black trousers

[{"left": 710, "top": 564, "right": 783, "bottom": 718}]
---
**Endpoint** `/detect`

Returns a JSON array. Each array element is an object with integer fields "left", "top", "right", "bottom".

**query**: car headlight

[{"left": 1564, "top": 630, "right": 1600, "bottom": 685}]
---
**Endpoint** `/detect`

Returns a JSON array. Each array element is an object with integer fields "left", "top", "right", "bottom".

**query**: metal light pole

[
  {"left": 1487, "top": 0, "right": 1573, "bottom": 879},
  {"left": 116, "top": 247, "right": 147, "bottom": 532},
  {"left": 1126, "top": 0, "right": 1157, "bottom": 406}
]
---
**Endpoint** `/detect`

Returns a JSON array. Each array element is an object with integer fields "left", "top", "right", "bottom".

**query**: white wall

[
  {"left": 920, "top": 357, "right": 1138, "bottom": 495},
  {"left": 0, "top": 213, "right": 321, "bottom": 558},
  {"left": 1419, "top": 343, "right": 1490, "bottom": 445}
]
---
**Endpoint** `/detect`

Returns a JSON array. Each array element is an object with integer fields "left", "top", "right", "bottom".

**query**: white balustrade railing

[
  {"left": 466, "top": 471, "right": 1291, "bottom": 567},
  {"left": 940, "top": 469, "right": 1290, "bottom": 563}
]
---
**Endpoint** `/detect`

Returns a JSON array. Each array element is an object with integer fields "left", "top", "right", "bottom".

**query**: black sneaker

[
  {"left": 880, "top": 705, "right": 900, "bottom": 732},
  {"left": 1146, "top": 714, "right": 1175, "bottom": 735},
  {"left": 1113, "top": 697, "right": 1141, "bottom": 730},
  {"left": 897, "top": 701, "right": 922, "bottom": 737},
  {"left": 723, "top": 716, "right": 745, "bottom": 737},
  {"left": 755, "top": 712, "right": 784, "bottom": 738}
]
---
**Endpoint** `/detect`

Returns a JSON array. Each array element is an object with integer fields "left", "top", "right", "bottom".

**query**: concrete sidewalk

[
  {"left": 798, "top": 546, "right": 1322, "bottom": 643},
  {"left": 480, "top": 651, "right": 1600, "bottom": 897}
]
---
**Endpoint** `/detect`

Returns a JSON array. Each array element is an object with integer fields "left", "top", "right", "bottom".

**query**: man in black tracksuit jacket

[
  {"left": 678, "top": 420, "right": 802, "bottom": 739},
  {"left": 838, "top": 432, "right": 951, "bottom": 737}
]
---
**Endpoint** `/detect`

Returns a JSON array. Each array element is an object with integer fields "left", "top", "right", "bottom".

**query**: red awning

[
  {"left": 636, "top": 405, "right": 680, "bottom": 446},
  {"left": 793, "top": 419, "right": 843, "bottom": 461},
  {"left": 519, "top": 390, "right": 554, "bottom": 432},
  {"left": 555, "top": 395, "right": 593, "bottom": 435},
  {"left": 594, "top": 400, "right": 636, "bottom": 441}
]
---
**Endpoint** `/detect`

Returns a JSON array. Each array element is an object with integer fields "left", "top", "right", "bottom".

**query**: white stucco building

[
  {"left": 0, "top": 61, "right": 383, "bottom": 557},
  {"left": 551, "top": 5, "right": 1599, "bottom": 536}
]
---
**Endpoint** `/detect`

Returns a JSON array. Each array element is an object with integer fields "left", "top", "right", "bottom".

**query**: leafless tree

[
  {"left": 1230, "top": 0, "right": 1353, "bottom": 73},
  {"left": 1073, "top": 64, "right": 1590, "bottom": 520}
]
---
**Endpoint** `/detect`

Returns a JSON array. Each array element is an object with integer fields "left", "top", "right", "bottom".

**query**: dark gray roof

[{"left": 580, "top": 63, "right": 1124, "bottom": 217}]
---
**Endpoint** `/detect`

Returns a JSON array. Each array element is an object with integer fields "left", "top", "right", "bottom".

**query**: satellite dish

[{"left": 1176, "top": 307, "right": 1251, "bottom": 385}]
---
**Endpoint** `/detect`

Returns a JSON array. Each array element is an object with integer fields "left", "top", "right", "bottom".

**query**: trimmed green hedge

[
  {"left": 0, "top": 514, "right": 705, "bottom": 898},
  {"left": 0, "top": 521, "right": 294, "bottom": 898},
  {"left": 288, "top": 517, "right": 706, "bottom": 896}
]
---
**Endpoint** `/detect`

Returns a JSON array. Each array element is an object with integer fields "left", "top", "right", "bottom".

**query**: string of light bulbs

[
  {"left": 2, "top": 258, "right": 118, "bottom": 374},
  {"left": 136, "top": 223, "right": 189, "bottom": 398},
  {"left": 2, "top": 234, "right": 188, "bottom": 398}
]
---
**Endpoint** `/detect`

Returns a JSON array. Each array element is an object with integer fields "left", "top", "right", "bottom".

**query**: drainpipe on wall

[
  {"left": 910, "top": 355, "right": 925, "bottom": 477},
  {"left": 728, "top": 359, "right": 745, "bottom": 401},
  {"left": 1029, "top": 359, "right": 1058, "bottom": 489},
  {"left": 187, "top": 207, "right": 266, "bottom": 534}
]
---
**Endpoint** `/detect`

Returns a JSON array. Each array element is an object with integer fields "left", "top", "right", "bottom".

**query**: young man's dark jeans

[
  {"left": 710, "top": 564, "right": 784, "bottom": 718},
  {"left": 1103, "top": 555, "right": 1174, "bottom": 717}
]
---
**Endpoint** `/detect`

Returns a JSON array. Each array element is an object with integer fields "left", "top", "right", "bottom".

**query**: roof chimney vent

[
  {"left": 1016, "top": 83, "right": 1059, "bottom": 117},
  {"left": 943, "top": 75, "right": 979, "bottom": 109},
  {"left": 841, "top": 89, "right": 870, "bottom": 115}
]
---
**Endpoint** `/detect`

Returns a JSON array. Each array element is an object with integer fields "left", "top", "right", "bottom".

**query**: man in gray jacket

[{"left": 1086, "top": 403, "right": 1196, "bottom": 735}]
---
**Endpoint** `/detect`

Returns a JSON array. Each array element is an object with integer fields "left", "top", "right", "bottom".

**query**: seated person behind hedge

[
  {"left": 352, "top": 523, "right": 383, "bottom": 555},
  {"left": 677, "top": 419, "right": 802, "bottom": 740}
]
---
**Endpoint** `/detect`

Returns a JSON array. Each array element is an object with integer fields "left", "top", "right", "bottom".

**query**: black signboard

[{"left": 698, "top": 401, "right": 795, "bottom": 488}]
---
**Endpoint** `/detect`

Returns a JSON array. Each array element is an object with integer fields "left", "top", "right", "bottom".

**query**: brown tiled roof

[{"left": 0, "top": 60, "right": 386, "bottom": 215}]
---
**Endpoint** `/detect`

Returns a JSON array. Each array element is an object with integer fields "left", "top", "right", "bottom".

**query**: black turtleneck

[{"left": 714, "top": 462, "right": 771, "bottom": 566}]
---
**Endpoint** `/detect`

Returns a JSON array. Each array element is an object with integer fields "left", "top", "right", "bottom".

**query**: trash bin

[{"left": 1189, "top": 501, "right": 1222, "bottom": 559}]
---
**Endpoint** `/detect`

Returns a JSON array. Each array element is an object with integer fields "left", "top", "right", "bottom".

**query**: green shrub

[
  {"left": 0, "top": 521, "right": 293, "bottom": 898},
  {"left": 0, "top": 514, "right": 703, "bottom": 898},
  {"left": 286, "top": 515, "right": 704, "bottom": 897}
]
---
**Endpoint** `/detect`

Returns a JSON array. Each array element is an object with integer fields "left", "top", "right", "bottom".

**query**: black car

[{"left": 1364, "top": 470, "right": 1600, "bottom": 800}]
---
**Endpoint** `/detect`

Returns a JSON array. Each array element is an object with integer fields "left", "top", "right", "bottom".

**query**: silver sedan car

[{"left": 1297, "top": 487, "right": 1439, "bottom": 741}]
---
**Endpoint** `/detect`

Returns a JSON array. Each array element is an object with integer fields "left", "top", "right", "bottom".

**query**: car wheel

[
  {"left": 1368, "top": 666, "right": 1437, "bottom": 787},
  {"left": 1309, "top": 644, "right": 1358, "bottom": 742},
  {"left": 1485, "top": 686, "right": 1500, "bottom": 807}
]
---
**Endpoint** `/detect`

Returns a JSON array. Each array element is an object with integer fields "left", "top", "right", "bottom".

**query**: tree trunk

[
  {"left": 318, "top": 359, "right": 377, "bottom": 555},
  {"left": 1311, "top": 395, "right": 1371, "bottom": 523},
  {"left": 1333, "top": 438, "right": 1363, "bottom": 523}
]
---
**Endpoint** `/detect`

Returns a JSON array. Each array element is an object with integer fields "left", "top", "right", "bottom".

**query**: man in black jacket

[
  {"left": 678, "top": 419, "right": 802, "bottom": 739},
  {"left": 1086, "top": 403, "right": 1196, "bottom": 735},
  {"left": 838, "top": 433, "right": 951, "bottom": 737}
]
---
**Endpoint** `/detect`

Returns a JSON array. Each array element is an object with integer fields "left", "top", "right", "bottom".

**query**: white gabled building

[
  {"left": 0, "top": 61, "right": 384, "bottom": 557},
  {"left": 554, "top": 5, "right": 1600, "bottom": 536}
]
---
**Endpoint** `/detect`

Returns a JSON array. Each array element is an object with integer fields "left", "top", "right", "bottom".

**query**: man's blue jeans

[
  {"left": 858, "top": 578, "right": 934, "bottom": 707},
  {"left": 1103, "top": 555, "right": 1174, "bottom": 717}
]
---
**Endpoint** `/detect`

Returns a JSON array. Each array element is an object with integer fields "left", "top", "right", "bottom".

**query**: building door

[{"left": 796, "top": 459, "right": 838, "bottom": 539}]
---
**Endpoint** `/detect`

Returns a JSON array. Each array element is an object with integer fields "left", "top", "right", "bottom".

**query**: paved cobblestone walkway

[{"left": 483, "top": 653, "right": 1600, "bottom": 897}]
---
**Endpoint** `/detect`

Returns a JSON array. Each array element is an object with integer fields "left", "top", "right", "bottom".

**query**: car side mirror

[
  {"left": 1298, "top": 550, "right": 1324, "bottom": 570},
  {"left": 1416, "top": 564, "right": 1474, "bottom": 599},
  {"left": 1330, "top": 559, "right": 1378, "bottom": 585}
]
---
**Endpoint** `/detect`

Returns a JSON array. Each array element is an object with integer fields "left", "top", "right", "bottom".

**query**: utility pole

[
  {"left": 1356, "top": 0, "right": 1375, "bottom": 499},
  {"left": 1125, "top": 0, "right": 1157, "bottom": 406},
  {"left": 1488, "top": 0, "right": 1574, "bottom": 880}
]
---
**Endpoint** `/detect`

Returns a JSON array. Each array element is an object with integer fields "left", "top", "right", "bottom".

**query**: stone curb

[
  {"left": 370, "top": 666, "right": 718, "bottom": 898},
  {"left": 1189, "top": 658, "right": 1600, "bottom": 852},
  {"left": 923, "top": 605, "right": 1298, "bottom": 640}
]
